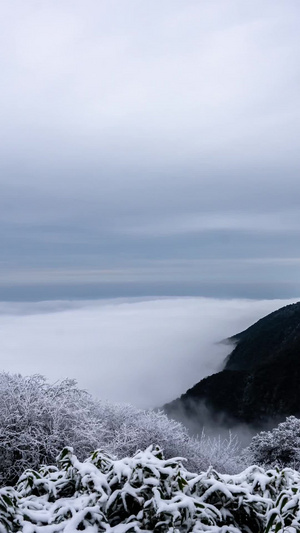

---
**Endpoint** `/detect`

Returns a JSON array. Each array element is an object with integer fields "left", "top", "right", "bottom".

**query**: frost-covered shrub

[
  {"left": 196, "top": 430, "right": 242, "bottom": 474},
  {"left": 91, "top": 401, "right": 241, "bottom": 474},
  {"left": 0, "top": 373, "right": 105, "bottom": 485},
  {"left": 2, "top": 446, "right": 300, "bottom": 532},
  {"left": 243, "top": 416, "right": 300, "bottom": 469},
  {"left": 0, "top": 372, "right": 241, "bottom": 485},
  {"left": 100, "top": 404, "right": 192, "bottom": 460}
]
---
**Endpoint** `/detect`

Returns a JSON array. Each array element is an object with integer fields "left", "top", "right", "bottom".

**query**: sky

[
  {"left": 0, "top": 296, "right": 298, "bottom": 407},
  {"left": 1, "top": 0, "right": 300, "bottom": 299}
]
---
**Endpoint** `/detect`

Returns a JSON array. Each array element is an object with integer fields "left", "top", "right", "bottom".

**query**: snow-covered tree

[
  {"left": 243, "top": 416, "right": 300, "bottom": 468},
  {"left": 0, "top": 373, "right": 105, "bottom": 485},
  {"left": 84, "top": 400, "right": 241, "bottom": 474},
  {"left": 0, "top": 372, "right": 241, "bottom": 485}
]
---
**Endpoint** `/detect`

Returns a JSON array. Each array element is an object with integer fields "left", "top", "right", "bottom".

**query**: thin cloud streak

[
  {"left": 121, "top": 212, "right": 300, "bottom": 236},
  {"left": 1, "top": 257, "right": 300, "bottom": 285}
]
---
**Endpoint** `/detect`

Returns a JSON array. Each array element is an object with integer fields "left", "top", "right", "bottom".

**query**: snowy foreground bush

[
  {"left": 1, "top": 445, "right": 300, "bottom": 533},
  {"left": 0, "top": 373, "right": 240, "bottom": 485},
  {"left": 243, "top": 416, "right": 300, "bottom": 470}
]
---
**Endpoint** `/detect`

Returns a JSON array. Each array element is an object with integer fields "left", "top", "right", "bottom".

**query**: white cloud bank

[{"left": 0, "top": 297, "right": 298, "bottom": 408}]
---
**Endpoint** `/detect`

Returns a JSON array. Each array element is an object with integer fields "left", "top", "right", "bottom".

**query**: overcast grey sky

[{"left": 1, "top": 0, "right": 300, "bottom": 298}]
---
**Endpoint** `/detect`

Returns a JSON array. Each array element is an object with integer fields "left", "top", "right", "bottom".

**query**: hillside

[{"left": 164, "top": 301, "right": 300, "bottom": 427}]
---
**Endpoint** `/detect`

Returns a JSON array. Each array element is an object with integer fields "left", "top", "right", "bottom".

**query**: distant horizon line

[{"left": 0, "top": 280, "right": 300, "bottom": 303}]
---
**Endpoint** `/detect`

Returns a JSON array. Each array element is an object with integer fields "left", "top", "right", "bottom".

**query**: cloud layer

[
  {"left": 0, "top": 1, "right": 299, "bottom": 293},
  {"left": 0, "top": 297, "right": 298, "bottom": 408}
]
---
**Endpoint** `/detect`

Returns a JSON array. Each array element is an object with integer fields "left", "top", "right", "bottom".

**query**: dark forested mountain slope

[
  {"left": 226, "top": 301, "right": 300, "bottom": 371},
  {"left": 164, "top": 302, "right": 300, "bottom": 427}
]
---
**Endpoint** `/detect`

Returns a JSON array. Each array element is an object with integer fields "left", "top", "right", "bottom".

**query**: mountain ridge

[{"left": 164, "top": 301, "right": 300, "bottom": 428}]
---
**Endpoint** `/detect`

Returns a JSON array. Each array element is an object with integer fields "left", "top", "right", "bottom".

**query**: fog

[{"left": 0, "top": 296, "right": 297, "bottom": 408}]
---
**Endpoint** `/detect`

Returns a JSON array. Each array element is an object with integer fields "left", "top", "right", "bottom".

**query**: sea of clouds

[{"left": 0, "top": 297, "right": 298, "bottom": 408}]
